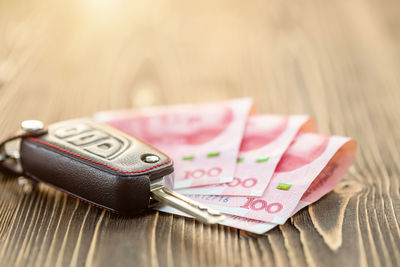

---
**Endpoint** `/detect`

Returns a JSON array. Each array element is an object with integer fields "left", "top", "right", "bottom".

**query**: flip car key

[{"left": 0, "top": 118, "right": 224, "bottom": 224}]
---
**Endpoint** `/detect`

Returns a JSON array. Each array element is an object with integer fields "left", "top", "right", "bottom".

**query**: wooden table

[{"left": 0, "top": 0, "right": 399, "bottom": 266}]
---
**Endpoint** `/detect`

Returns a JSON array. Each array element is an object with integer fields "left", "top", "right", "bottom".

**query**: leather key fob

[
  {"left": 18, "top": 118, "right": 174, "bottom": 214},
  {"left": 0, "top": 118, "right": 224, "bottom": 223}
]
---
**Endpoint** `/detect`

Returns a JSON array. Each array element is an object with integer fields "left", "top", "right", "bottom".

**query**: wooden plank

[{"left": 0, "top": 0, "right": 399, "bottom": 266}]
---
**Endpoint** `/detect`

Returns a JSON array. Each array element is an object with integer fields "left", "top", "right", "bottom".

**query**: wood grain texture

[{"left": 0, "top": 0, "right": 399, "bottom": 266}]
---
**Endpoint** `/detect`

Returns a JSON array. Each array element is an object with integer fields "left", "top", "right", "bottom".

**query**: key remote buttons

[
  {"left": 142, "top": 154, "right": 160, "bottom": 163},
  {"left": 21, "top": 120, "right": 44, "bottom": 132}
]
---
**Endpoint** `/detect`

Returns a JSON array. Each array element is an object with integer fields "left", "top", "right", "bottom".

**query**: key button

[
  {"left": 21, "top": 120, "right": 44, "bottom": 132},
  {"left": 142, "top": 154, "right": 160, "bottom": 163}
]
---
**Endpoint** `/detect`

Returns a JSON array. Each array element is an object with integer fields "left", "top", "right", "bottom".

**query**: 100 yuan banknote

[
  {"left": 178, "top": 115, "right": 315, "bottom": 196},
  {"left": 160, "top": 154, "right": 357, "bottom": 236},
  {"left": 94, "top": 98, "right": 253, "bottom": 189},
  {"left": 185, "top": 133, "right": 356, "bottom": 224}
]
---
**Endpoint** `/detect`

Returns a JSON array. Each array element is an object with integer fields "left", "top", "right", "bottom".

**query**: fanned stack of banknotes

[{"left": 95, "top": 98, "right": 356, "bottom": 234}]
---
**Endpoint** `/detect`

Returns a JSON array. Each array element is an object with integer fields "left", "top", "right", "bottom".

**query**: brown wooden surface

[{"left": 0, "top": 0, "right": 399, "bottom": 266}]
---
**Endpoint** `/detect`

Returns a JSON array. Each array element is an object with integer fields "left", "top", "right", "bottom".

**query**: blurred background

[{"left": 0, "top": 0, "right": 398, "bottom": 137}]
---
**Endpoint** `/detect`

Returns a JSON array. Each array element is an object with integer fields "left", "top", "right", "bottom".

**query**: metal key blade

[{"left": 150, "top": 184, "right": 225, "bottom": 224}]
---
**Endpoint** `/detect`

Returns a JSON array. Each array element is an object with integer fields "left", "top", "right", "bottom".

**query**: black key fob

[{"left": 0, "top": 118, "right": 174, "bottom": 214}]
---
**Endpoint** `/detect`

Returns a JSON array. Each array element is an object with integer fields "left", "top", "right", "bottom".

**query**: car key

[{"left": 0, "top": 118, "right": 224, "bottom": 224}]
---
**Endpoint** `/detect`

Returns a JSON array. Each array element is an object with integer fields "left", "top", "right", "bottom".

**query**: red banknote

[{"left": 159, "top": 133, "right": 356, "bottom": 233}]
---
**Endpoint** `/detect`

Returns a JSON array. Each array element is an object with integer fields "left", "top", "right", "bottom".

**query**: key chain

[{"left": 0, "top": 118, "right": 224, "bottom": 224}]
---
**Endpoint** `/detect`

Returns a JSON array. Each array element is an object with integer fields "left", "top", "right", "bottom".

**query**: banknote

[
  {"left": 94, "top": 98, "right": 253, "bottom": 189},
  {"left": 160, "top": 136, "right": 357, "bottom": 233},
  {"left": 291, "top": 138, "right": 357, "bottom": 214},
  {"left": 184, "top": 133, "right": 356, "bottom": 224},
  {"left": 160, "top": 137, "right": 357, "bottom": 234},
  {"left": 157, "top": 205, "right": 277, "bottom": 234},
  {"left": 178, "top": 115, "right": 315, "bottom": 196}
]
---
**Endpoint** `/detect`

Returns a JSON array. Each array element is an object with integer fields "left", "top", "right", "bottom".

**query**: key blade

[
  {"left": 150, "top": 184, "right": 225, "bottom": 224},
  {"left": 160, "top": 186, "right": 222, "bottom": 216}
]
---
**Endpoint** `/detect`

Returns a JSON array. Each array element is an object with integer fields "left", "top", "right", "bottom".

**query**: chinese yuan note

[
  {"left": 94, "top": 98, "right": 253, "bottom": 189},
  {"left": 178, "top": 115, "right": 316, "bottom": 196},
  {"left": 158, "top": 144, "right": 357, "bottom": 234},
  {"left": 290, "top": 138, "right": 357, "bottom": 214},
  {"left": 184, "top": 133, "right": 356, "bottom": 224},
  {"left": 239, "top": 139, "right": 357, "bottom": 232}
]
